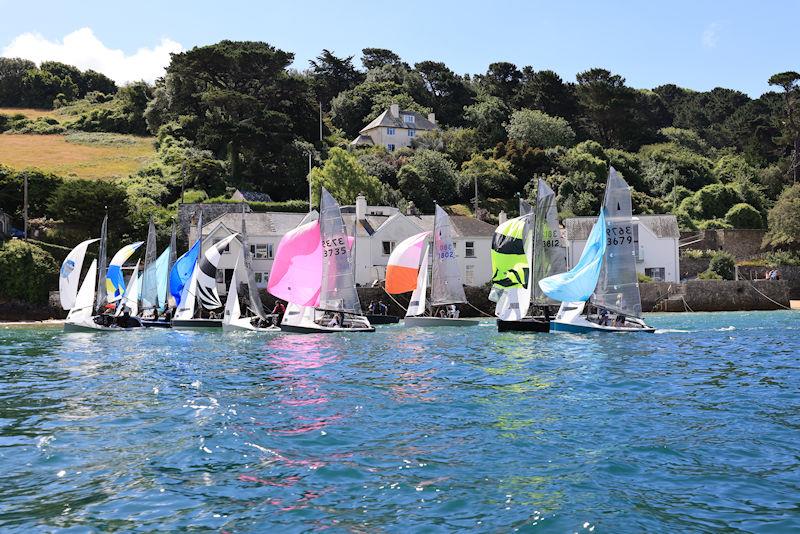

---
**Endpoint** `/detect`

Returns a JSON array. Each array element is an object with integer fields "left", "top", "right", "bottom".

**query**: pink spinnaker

[{"left": 267, "top": 220, "right": 353, "bottom": 307}]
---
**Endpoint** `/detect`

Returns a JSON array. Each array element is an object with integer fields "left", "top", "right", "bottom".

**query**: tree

[
  {"left": 725, "top": 203, "right": 762, "bottom": 229},
  {"left": 516, "top": 68, "right": 578, "bottom": 121},
  {"left": 672, "top": 87, "right": 750, "bottom": 147},
  {"left": 459, "top": 155, "right": 517, "bottom": 198},
  {"left": 47, "top": 179, "right": 129, "bottom": 234},
  {"left": 81, "top": 69, "right": 117, "bottom": 95},
  {"left": 20, "top": 68, "right": 78, "bottom": 108},
  {"left": 0, "top": 240, "right": 58, "bottom": 304},
  {"left": 0, "top": 57, "right": 35, "bottom": 106},
  {"left": 309, "top": 49, "right": 364, "bottom": 110},
  {"left": 464, "top": 96, "right": 510, "bottom": 148},
  {"left": 308, "top": 147, "right": 383, "bottom": 205},
  {"left": 414, "top": 60, "right": 474, "bottom": 127},
  {"left": 763, "top": 184, "right": 800, "bottom": 249},
  {"left": 708, "top": 251, "right": 736, "bottom": 280},
  {"left": 478, "top": 62, "right": 522, "bottom": 104},
  {"left": 768, "top": 71, "right": 800, "bottom": 182},
  {"left": 506, "top": 109, "right": 576, "bottom": 148},
  {"left": 0, "top": 167, "right": 63, "bottom": 221},
  {"left": 361, "top": 48, "right": 405, "bottom": 70},
  {"left": 575, "top": 68, "right": 634, "bottom": 147},
  {"left": 396, "top": 150, "right": 460, "bottom": 211}
]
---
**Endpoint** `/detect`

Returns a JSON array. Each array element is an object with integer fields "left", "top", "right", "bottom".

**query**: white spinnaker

[
  {"left": 174, "top": 264, "right": 199, "bottom": 320},
  {"left": 197, "top": 233, "right": 238, "bottom": 310},
  {"left": 66, "top": 260, "right": 97, "bottom": 322},
  {"left": 59, "top": 238, "right": 98, "bottom": 310},
  {"left": 223, "top": 254, "right": 242, "bottom": 326},
  {"left": 406, "top": 244, "right": 430, "bottom": 317}
]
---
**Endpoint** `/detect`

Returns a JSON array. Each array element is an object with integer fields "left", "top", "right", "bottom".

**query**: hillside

[{"left": 0, "top": 128, "right": 155, "bottom": 180}]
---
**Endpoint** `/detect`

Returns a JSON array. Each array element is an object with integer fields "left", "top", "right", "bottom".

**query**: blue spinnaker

[
  {"left": 154, "top": 246, "right": 171, "bottom": 309},
  {"left": 538, "top": 209, "right": 607, "bottom": 303},
  {"left": 169, "top": 241, "right": 200, "bottom": 306}
]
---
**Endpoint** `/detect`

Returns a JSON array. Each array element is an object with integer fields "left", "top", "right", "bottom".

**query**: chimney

[
  {"left": 498, "top": 210, "right": 507, "bottom": 224},
  {"left": 390, "top": 103, "right": 399, "bottom": 117},
  {"left": 405, "top": 201, "right": 416, "bottom": 216},
  {"left": 427, "top": 113, "right": 436, "bottom": 125},
  {"left": 355, "top": 193, "right": 367, "bottom": 220}
]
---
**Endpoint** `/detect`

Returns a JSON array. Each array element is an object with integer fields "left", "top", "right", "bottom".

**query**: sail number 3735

[{"left": 322, "top": 237, "right": 347, "bottom": 257}]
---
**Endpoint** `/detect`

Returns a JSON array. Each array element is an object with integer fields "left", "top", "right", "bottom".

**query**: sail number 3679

[{"left": 606, "top": 225, "right": 633, "bottom": 246}]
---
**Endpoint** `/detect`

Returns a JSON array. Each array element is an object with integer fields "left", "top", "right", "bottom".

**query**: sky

[{"left": 1, "top": 0, "right": 798, "bottom": 96}]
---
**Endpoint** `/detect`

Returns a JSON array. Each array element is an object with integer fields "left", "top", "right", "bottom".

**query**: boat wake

[{"left": 654, "top": 328, "right": 691, "bottom": 334}]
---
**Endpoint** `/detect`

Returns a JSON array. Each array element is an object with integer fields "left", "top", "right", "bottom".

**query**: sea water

[{"left": 0, "top": 311, "right": 798, "bottom": 532}]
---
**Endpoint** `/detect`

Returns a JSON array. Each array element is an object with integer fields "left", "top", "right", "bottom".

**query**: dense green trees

[
  {"left": 506, "top": 109, "right": 575, "bottom": 148},
  {"left": 764, "top": 184, "right": 800, "bottom": 249},
  {"left": 0, "top": 240, "right": 58, "bottom": 304},
  {"left": 308, "top": 147, "right": 383, "bottom": 205},
  {"left": 0, "top": 58, "right": 117, "bottom": 108}
]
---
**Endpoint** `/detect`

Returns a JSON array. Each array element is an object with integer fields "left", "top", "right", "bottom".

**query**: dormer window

[{"left": 402, "top": 114, "right": 415, "bottom": 124}]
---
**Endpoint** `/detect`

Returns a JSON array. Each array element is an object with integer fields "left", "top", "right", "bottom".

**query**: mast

[
  {"left": 528, "top": 191, "right": 539, "bottom": 309},
  {"left": 429, "top": 201, "right": 437, "bottom": 317},
  {"left": 95, "top": 212, "right": 108, "bottom": 314}
]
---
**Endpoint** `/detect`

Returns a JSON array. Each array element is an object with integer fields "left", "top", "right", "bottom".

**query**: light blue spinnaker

[
  {"left": 169, "top": 241, "right": 200, "bottom": 306},
  {"left": 153, "top": 247, "right": 171, "bottom": 310},
  {"left": 538, "top": 209, "right": 607, "bottom": 303}
]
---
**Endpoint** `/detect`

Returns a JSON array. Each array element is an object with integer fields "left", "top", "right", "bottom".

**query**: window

[
  {"left": 408, "top": 129, "right": 415, "bottom": 137},
  {"left": 215, "top": 270, "right": 224, "bottom": 283},
  {"left": 465, "top": 265, "right": 475, "bottom": 286},
  {"left": 254, "top": 272, "right": 263, "bottom": 283},
  {"left": 465, "top": 241, "right": 475, "bottom": 258},
  {"left": 387, "top": 128, "right": 395, "bottom": 136},
  {"left": 251, "top": 243, "right": 273, "bottom": 259},
  {"left": 402, "top": 114, "right": 415, "bottom": 124},
  {"left": 212, "top": 237, "right": 230, "bottom": 254},
  {"left": 387, "top": 143, "right": 396, "bottom": 152},
  {"left": 645, "top": 267, "right": 665, "bottom": 282},
  {"left": 382, "top": 241, "right": 395, "bottom": 255}
]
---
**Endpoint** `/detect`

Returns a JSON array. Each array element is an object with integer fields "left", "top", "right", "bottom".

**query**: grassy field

[
  {"left": 0, "top": 132, "right": 155, "bottom": 179},
  {"left": 0, "top": 107, "right": 59, "bottom": 120}
]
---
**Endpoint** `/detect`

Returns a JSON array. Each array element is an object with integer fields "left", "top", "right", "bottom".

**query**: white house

[
  {"left": 199, "top": 195, "right": 495, "bottom": 294},
  {"left": 350, "top": 103, "right": 438, "bottom": 151},
  {"left": 563, "top": 215, "right": 680, "bottom": 283}
]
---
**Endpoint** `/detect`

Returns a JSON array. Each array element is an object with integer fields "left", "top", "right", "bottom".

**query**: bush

[
  {"left": 637, "top": 272, "right": 653, "bottom": 283},
  {"left": 763, "top": 184, "right": 800, "bottom": 249},
  {"left": 698, "top": 269, "right": 723, "bottom": 280},
  {"left": 458, "top": 155, "right": 517, "bottom": 198},
  {"left": 0, "top": 240, "right": 58, "bottom": 304},
  {"left": 506, "top": 108, "right": 576, "bottom": 148},
  {"left": 47, "top": 179, "right": 129, "bottom": 233},
  {"left": 708, "top": 251, "right": 736, "bottom": 280},
  {"left": 725, "top": 203, "right": 762, "bottom": 229}
]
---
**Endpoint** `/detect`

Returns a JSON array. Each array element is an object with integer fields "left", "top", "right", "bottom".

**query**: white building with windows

[
  {"left": 350, "top": 103, "right": 438, "bottom": 151},
  {"left": 198, "top": 196, "right": 495, "bottom": 294},
  {"left": 563, "top": 215, "right": 680, "bottom": 283}
]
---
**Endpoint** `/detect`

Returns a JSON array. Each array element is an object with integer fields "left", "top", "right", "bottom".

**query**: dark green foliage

[
  {"left": 463, "top": 96, "right": 510, "bottom": 148},
  {"left": 725, "top": 203, "right": 763, "bottom": 228},
  {"left": 69, "top": 82, "right": 152, "bottom": 135},
  {"left": 764, "top": 184, "right": 800, "bottom": 249},
  {"left": 0, "top": 167, "right": 64, "bottom": 221},
  {"left": 309, "top": 49, "right": 364, "bottom": 111},
  {"left": 414, "top": 60, "right": 475, "bottom": 127},
  {"left": 0, "top": 57, "right": 36, "bottom": 106},
  {"left": 47, "top": 179, "right": 129, "bottom": 236},
  {"left": 516, "top": 68, "right": 578, "bottom": 122},
  {"left": 0, "top": 240, "right": 58, "bottom": 304},
  {"left": 458, "top": 155, "right": 517, "bottom": 198},
  {"left": 708, "top": 251, "right": 736, "bottom": 280},
  {"left": 397, "top": 150, "right": 459, "bottom": 211}
]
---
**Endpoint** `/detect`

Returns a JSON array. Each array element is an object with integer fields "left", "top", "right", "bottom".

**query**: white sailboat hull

[
  {"left": 280, "top": 304, "right": 374, "bottom": 333},
  {"left": 64, "top": 316, "right": 142, "bottom": 332},
  {"left": 404, "top": 316, "right": 479, "bottom": 327},
  {"left": 222, "top": 317, "right": 280, "bottom": 333},
  {"left": 171, "top": 318, "right": 222, "bottom": 330},
  {"left": 550, "top": 301, "right": 655, "bottom": 334}
]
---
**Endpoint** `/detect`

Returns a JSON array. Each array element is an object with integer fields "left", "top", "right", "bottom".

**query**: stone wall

[
  {"left": 641, "top": 280, "right": 790, "bottom": 312},
  {"left": 680, "top": 229, "right": 766, "bottom": 259},
  {"left": 680, "top": 257, "right": 710, "bottom": 280},
  {"left": 736, "top": 265, "right": 800, "bottom": 299}
]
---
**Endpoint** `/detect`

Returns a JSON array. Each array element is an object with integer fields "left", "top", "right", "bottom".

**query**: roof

[
  {"left": 350, "top": 134, "right": 374, "bottom": 146},
  {"left": 564, "top": 215, "right": 680, "bottom": 240},
  {"left": 406, "top": 214, "right": 495, "bottom": 238},
  {"left": 234, "top": 190, "right": 273, "bottom": 202},
  {"left": 202, "top": 211, "right": 313, "bottom": 236},
  {"left": 360, "top": 108, "right": 437, "bottom": 134}
]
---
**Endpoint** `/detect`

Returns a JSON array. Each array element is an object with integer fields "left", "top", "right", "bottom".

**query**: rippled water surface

[{"left": 1, "top": 311, "right": 799, "bottom": 532}]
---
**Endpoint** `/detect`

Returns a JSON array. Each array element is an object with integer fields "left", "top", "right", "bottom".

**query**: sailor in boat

[{"left": 324, "top": 312, "right": 344, "bottom": 328}]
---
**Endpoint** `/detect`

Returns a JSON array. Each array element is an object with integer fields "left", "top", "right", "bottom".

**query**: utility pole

[
  {"left": 307, "top": 151, "right": 313, "bottom": 212},
  {"left": 180, "top": 162, "right": 186, "bottom": 204},
  {"left": 473, "top": 174, "right": 479, "bottom": 219},
  {"left": 319, "top": 101, "right": 324, "bottom": 143},
  {"left": 23, "top": 174, "right": 28, "bottom": 240}
]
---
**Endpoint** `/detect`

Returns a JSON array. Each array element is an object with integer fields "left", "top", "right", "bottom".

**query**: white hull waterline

[
  {"left": 404, "top": 316, "right": 480, "bottom": 327},
  {"left": 551, "top": 301, "right": 654, "bottom": 334},
  {"left": 222, "top": 317, "right": 280, "bottom": 333},
  {"left": 280, "top": 304, "right": 374, "bottom": 333}
]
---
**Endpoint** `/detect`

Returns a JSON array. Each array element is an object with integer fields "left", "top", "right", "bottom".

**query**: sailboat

[
  {"left": 171, "top": 233, "right": 238, "bottom": 330},
  {"left": 138, "top": 217, "right": 173, "bottom": 328},
  {"left": 222, "top": 206, "right": 280, "bottom": 332},
  {"left": 493, "top": 180, "right": 567, "bottom": 332},
  {"left": 63, "top": 216, "right": 143, "bottom": 332},
  {"left": 269, "top": 187, "right": 374, "bottom": 333},
  {"left": 540, "top": 167, "right": 655, "bottom": 333},
  {"left": 387, "top": 205, "right": 479, "bottom": 327}
]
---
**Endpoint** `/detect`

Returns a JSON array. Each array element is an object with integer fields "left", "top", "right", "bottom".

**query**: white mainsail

[
  {"left": 59, "top": 238, "right": 98, "bottom": 310},
  {"left": 140, "top": 218, "right": 158, "bottom": 313},
  {"left": 223, "top": 254, "right": 242, "bottom": 326},
  {"left": 430, "top": 205, "right": 467, "bottom": 306},
  {"left": 406, "top": 244, "right": 430, "bottom": 317},
  {"left": 66, "top": 259, "right": 97, "bottom": 323},
  {"left": 319, "top": 187, "right": 361, "bottom": 313},
  {"left": 116, "top": 260, "right": 141, "bottom": 317},
  {"left": 174, "top": 264, "right": 199, "bottom": 320}
]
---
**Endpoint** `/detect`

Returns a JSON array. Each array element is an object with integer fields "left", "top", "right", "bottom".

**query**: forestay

[
  {"left": 319, "top": 187, "right": 361, "bottom": 313},
  {"left": 592, "top": 167, "right": 643, "bottom": 318},
  {"left": 531, "top": 179, "right": 568, "bottom": 305},
  {"left": 431, "top": 205, "right": 467, "bottom": 306},
  {"left": 59, "top": 238, "right": 98, "bottom": 310}
]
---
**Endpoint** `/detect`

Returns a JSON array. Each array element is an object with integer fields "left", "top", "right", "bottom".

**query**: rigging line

[
  {"left": 466, "top": 300, "right": 494, "bottom": 318},
  {"left": 746, "top": 281, "right": 791, "bottom": 310},
  {"left": 381, "top": 286, "right": 408, "bottom": 313}
]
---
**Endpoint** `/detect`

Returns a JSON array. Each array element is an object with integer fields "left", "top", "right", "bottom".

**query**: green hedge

[
  {"left": 203, "top": 198, "right": 310, "bottom": 212},
  {"left": 0, "top": 240, "right": 59, "bottom": 304}
]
